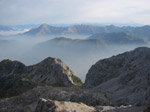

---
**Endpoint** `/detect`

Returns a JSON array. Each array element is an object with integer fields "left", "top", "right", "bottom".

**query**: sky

[{"left": 0, "top": 0, "right": 150, "bottom": 25}]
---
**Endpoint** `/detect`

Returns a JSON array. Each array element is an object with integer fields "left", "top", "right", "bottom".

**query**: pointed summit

[
  {"left": 40, "top": 23, "right": 49, "bottom": 29},
  {"left": 36, "top": 57, "right": 82, "bottom": 86},
  {"left": 38, "top": 23, "right": 51, "bottom": 35},
  {"left": 23, "top": 23, "right": 51, "bottom": 36}
]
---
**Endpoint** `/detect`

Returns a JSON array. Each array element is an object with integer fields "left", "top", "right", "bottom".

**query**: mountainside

[
  {"left": 83, "top": 47, "right": 150, "bottom": 106},
  {"left": 22, "top": 24, "right": 114, "bottom": 36},
  {"left": 36, "top": 35, "right": 146, "bottom": 60},
  {"left": 37, "top": 37, "right": 106, "bottom": 56},
  {"left": 40, "top": 37, "right": 105, "bottom": 49},
  {"left": 22, "top": 24, "right": 150, "bottom": 38},
  {"left": 23, "top": 24, "right": 67, "bottom": 36},
  {"left": 88, "top": 32, "right": 146, "bottom": 44},
  {"left": 0, "top": 57, "right": 82, "bottom": 98}
]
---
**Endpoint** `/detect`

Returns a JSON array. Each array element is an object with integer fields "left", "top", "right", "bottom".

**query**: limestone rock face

[
  {"left": 25, "top": 57, "right": 81, "bottom": 87},
  {"left": 0, "top": 57, "right": 82, "bottom": 98},
  {"left": 34, "top": 98, "right": 147, "bottom": 112},
  {"left": 35, "top": 98, "right": 96, "bottom": 112},
  {"left": 83, "top": 47, "right": 150, "bottom": 106}
]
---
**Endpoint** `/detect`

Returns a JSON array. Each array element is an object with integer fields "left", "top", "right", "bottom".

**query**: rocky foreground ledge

[
  {"left": 0, "top": 47, "right": 150, "bottom": 112},
  {"left": 35, "top": 98, "right": 147, "bottom": 112}
]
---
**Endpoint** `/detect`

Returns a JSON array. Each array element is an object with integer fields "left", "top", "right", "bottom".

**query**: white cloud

[{"left": 0, "top": 0, "right": 150, "bottom": 25}]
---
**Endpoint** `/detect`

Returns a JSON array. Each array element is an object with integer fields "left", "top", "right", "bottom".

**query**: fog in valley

[{"left": 0, "top": 32, "right": 147, "bottom": 82}]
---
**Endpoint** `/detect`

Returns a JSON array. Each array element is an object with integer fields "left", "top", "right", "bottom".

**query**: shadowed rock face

[
  {"left": 83, "top": 47, "right": 150, "bottom": 106},
  {"left": 0, "top": 57, "right": 82, "bottom": 98},
  {"left": 0, "top": 86, "right": 109, "bottom": 112}
]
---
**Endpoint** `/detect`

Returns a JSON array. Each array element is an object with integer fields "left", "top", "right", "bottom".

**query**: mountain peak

[
  {"left": 40, "top": 23, "right": 48, "bottom": 27},
  {"left": 36, "top": 24, "right": 51, "bottom": 35},
  {"left": 0, "top": 57, "right": 82, "bottom": 98},
  {"left": 134, "top": 46, "right": 150, "bottom": 52},
  {"left": 39, "top": 57, "right": 62, "bottom": 65},
  {"left": 39, "top": 23, "right": 49, "bottom": 29},
  {"left": 0, "top": 59, "right": 25, "bottom": 68}
]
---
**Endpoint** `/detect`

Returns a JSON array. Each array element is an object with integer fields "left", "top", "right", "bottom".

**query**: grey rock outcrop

[
  {"left": 35, "top": 98, "right": 147, "bottom": 112},
  {"left": 0, "top": 86, "right": 109, "bottom": 112},
  {"left": 83, "top": 47, "right": 150, "bottom": 106},
  {"left": 0, "top": 57, "right": 82, "bottom": 98},
  {"left": 35, "top": 98, "right": 96, "bottom": 112},
  {"left": 24, "top": 57, "right": 82, "bottom": 87}
]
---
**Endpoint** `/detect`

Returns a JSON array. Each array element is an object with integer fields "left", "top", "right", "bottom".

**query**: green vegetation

[
  {"left": 1, "top": 59, "right": 12, "bottom": 65},
  {"left": 71, "top": 74, "right": 82, "bottom": 86}
]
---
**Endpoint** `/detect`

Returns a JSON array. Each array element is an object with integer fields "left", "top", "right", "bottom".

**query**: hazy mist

[{"left": 0, "top": 34, "right": 148, "bottom": 82}]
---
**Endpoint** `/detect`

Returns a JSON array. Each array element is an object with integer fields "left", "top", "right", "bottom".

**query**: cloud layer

[{"left": 0, "top": 0, "right": 150, "bottom": 25}]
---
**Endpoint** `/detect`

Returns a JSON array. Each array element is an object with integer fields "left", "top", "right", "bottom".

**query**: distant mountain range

[
  {"left": 39, "top": 37, "right": 105, "bottom": 51},
  {"left": 22, "top": 24, "right": 150, "bottom": 38},
  {"left": 10, "top": 24, "right": 40, "bottom": 31},
  {"left": 0, "top": 25, "right": 13, "bottom": 31},
  {"left": 88, "top": 32, "right": 146, "bottom": 44},
  {"left": 36, "top": 31, "right": 147, "bottom": 58},
  {"left": 0, "top": 24, "right": 40, "bottom": 31},
  {"left": 36, "top": 37, "right": 107, "bottom": 60},
  {"left": 38, "top": 32, "right": 147, "bottom": 50}
]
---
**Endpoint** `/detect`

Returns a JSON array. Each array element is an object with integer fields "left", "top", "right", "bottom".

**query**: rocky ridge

[
  {"left": 0, "top": 57, "right": 82, "bottom": 98},
  {"left": 83, "top": 47, "right": 150, "bottom": 107}
]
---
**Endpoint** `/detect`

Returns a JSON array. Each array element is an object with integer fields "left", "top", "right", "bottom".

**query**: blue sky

[{"left": 0, "top": 0, "right": 150, "bottom": 25}]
